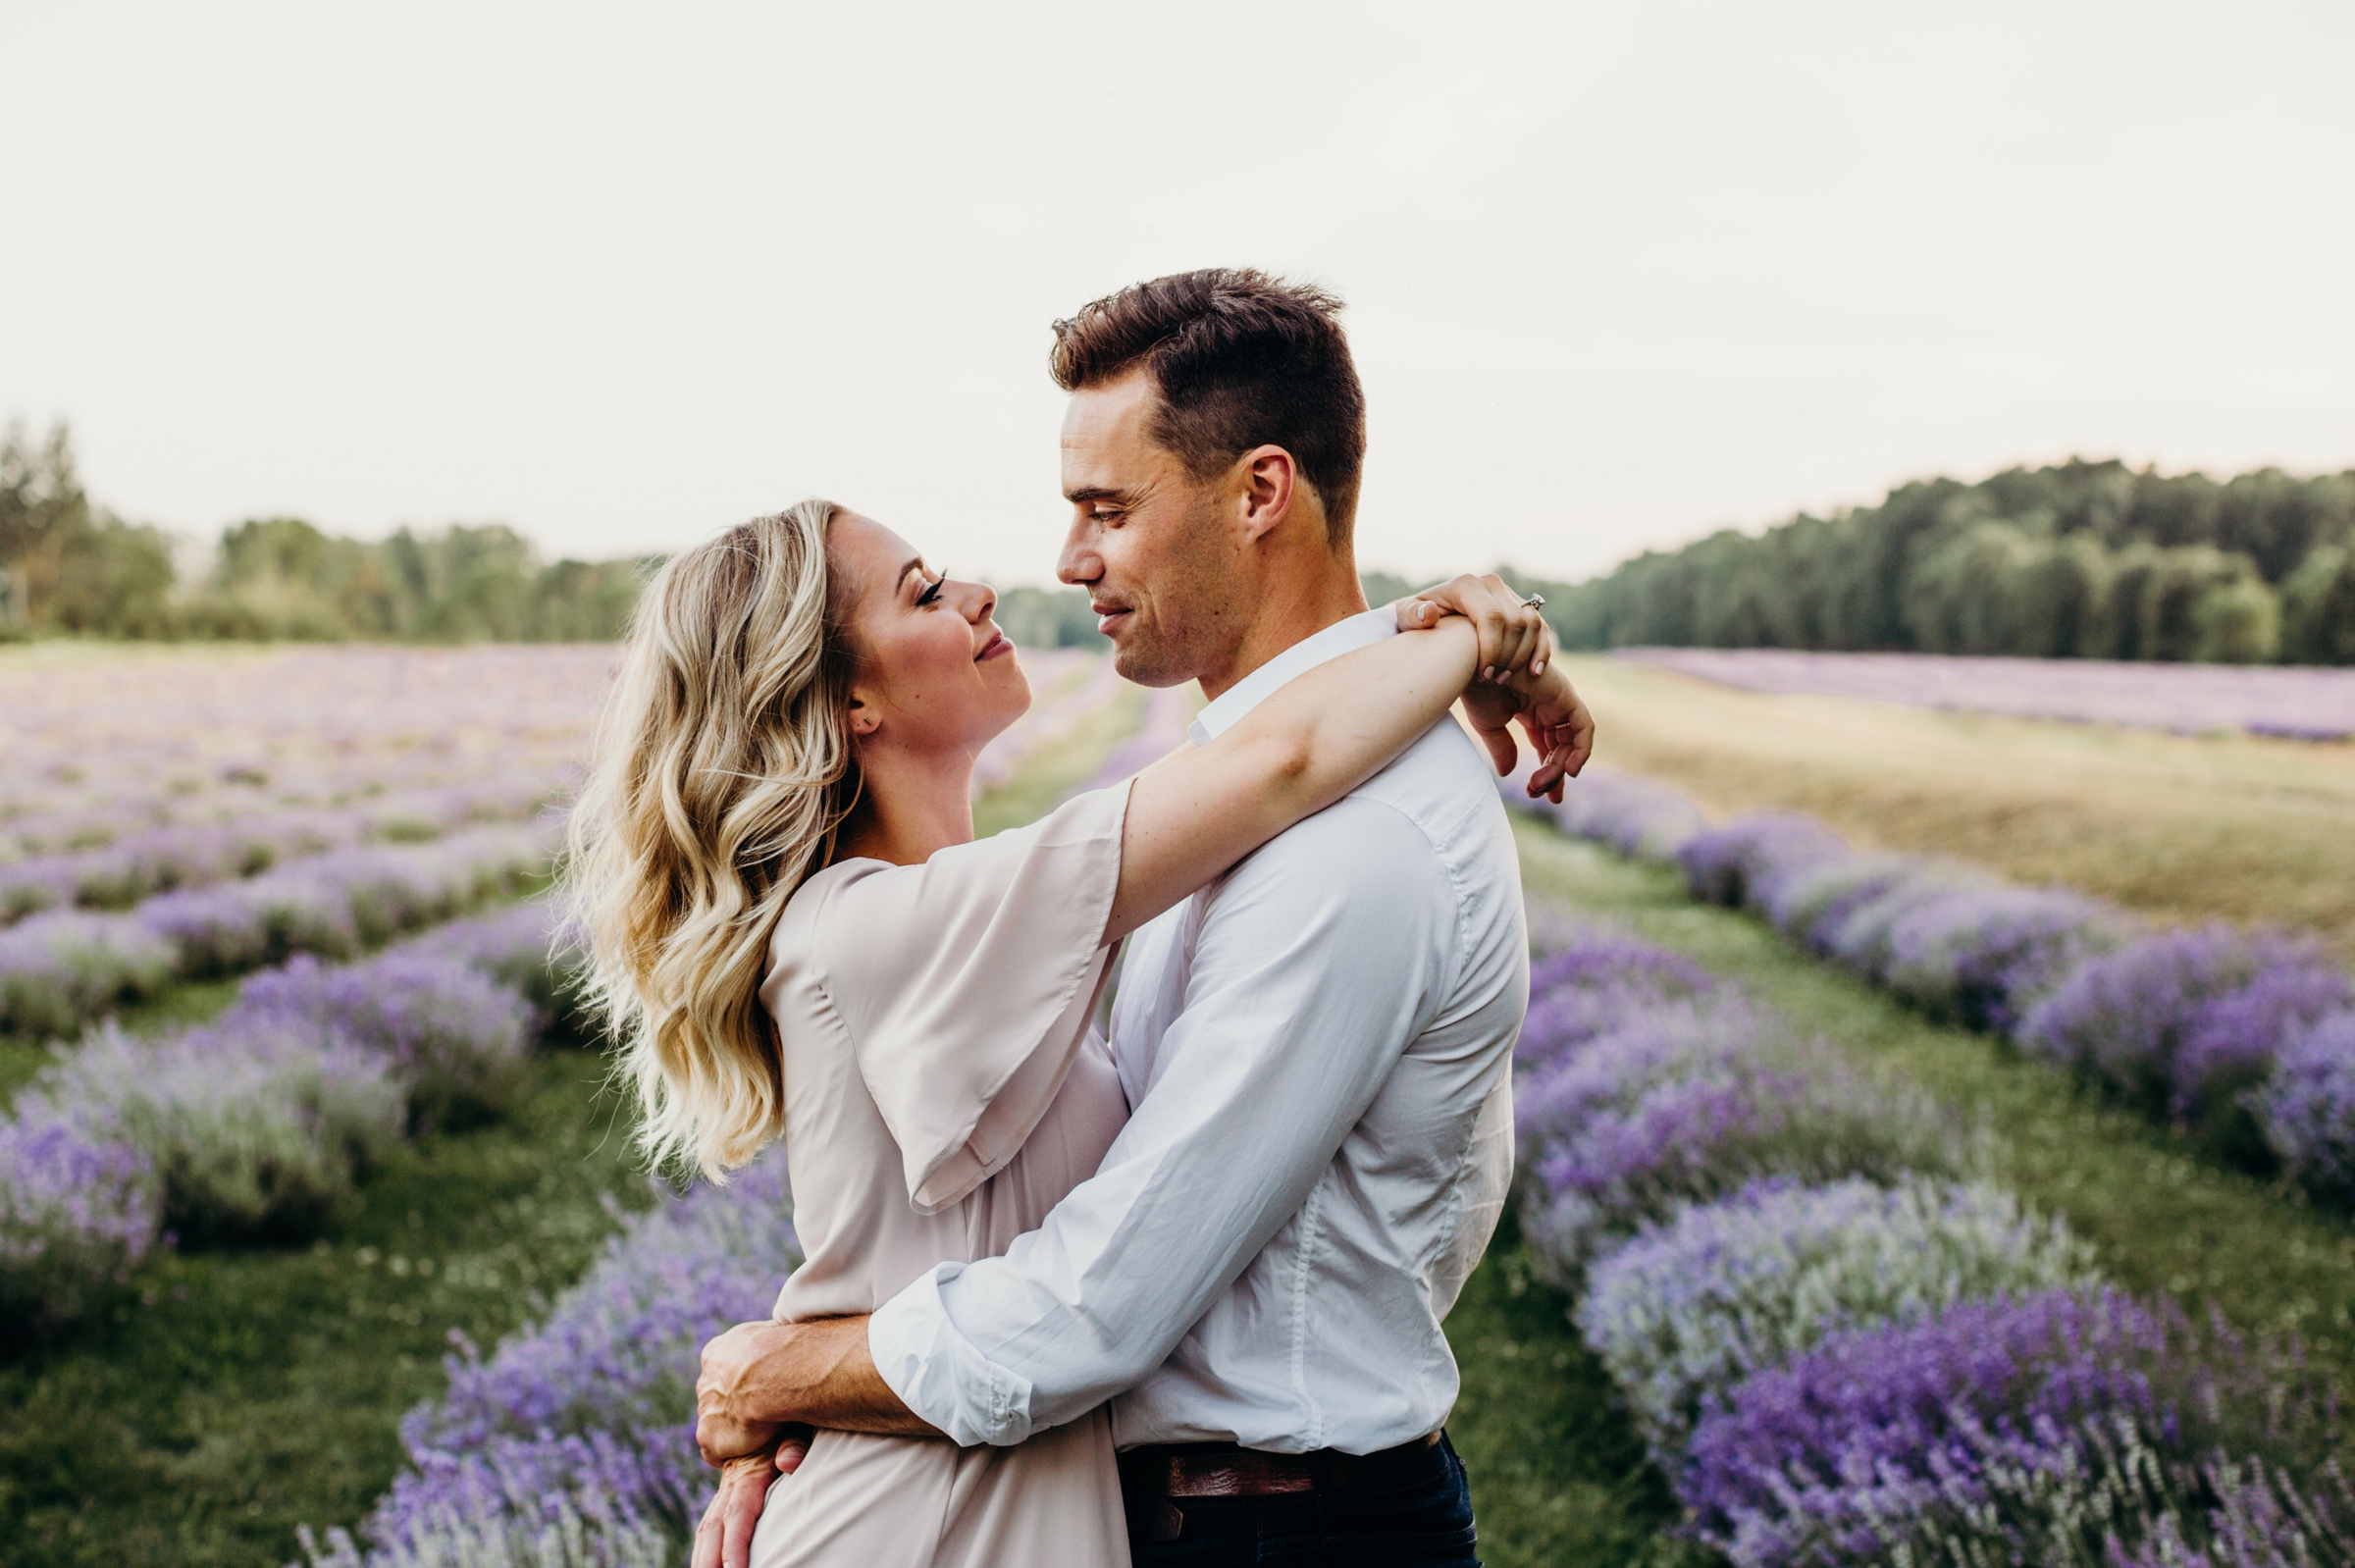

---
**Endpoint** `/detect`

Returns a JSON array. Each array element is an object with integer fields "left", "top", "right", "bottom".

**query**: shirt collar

[{"left": 1187, "top": 606, "right": 1399, "bottom": 749}]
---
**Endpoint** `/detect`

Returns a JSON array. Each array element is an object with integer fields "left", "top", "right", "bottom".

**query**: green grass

[
  {"left": 1443, "top": 1212, "right": 1702, "bottom": 1568},
  {"left": 1514, "top": 818, "right": 2355, "bottom": 1388},
  {"left": 0, "top": 1047, "right": 653, "bottom": 1567}
]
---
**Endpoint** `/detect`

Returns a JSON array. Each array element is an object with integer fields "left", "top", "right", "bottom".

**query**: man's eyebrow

[{"left": 1065, "top": 486, "right": 1127, "bottom": 505}]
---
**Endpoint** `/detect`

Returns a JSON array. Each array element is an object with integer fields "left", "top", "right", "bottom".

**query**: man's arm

[
  {"left": 871, "top": 796, "right": 1453, "bottom": 1444},
  {"left": 695, "top": 1313, "right": 929, "bottom": 1460}
]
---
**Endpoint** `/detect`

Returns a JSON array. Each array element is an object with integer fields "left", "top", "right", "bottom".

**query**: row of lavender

[
  {"left": 0, "top": 898, "right": 567, "bottom": 1331},
  {"left": 1532, "top": 769, "right": 2355, "bottom": 1200},
  {"left": 295, "top": 1151, "right": 799, "bottom": 1567},
  {"left": 0, "top": 770, "right": 563, "bottom": 927},
  {"left": 1609, "top": 647, "right": 2355, "bottom": 742},
  {"left": 0, "top": 818, "right": 562, "bottom": 1040},
  {"left": 1514, "top": 917, "right": 2350, "bottom": 1565}
]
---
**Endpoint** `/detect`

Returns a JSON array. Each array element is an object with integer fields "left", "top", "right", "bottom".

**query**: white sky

[{"left": 4, "top": 2, "right": 2350, "bottom": 586}]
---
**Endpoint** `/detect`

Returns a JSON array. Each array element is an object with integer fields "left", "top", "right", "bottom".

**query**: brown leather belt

[{"left": 1123, "top": 1431, "right": 1442, "bottom": 1499}]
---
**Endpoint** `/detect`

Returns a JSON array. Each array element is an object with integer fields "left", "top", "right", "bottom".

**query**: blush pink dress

[{"left": 748, "top": 785, "right": 1134, "bottom": 1568}]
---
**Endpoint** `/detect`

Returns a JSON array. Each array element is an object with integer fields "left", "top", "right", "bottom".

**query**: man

[{"left": 697, "top": 269, "right": 1572, "bottom": 1567}]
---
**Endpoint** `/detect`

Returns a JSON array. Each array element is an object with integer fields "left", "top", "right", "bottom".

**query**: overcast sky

[{"left": 5, "top": 2, "right": 2350, "bottom": 586}]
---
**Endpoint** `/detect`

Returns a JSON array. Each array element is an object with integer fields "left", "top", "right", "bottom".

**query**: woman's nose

[{"left": 958, "top": 579, "right": 996, "bottom": 623}]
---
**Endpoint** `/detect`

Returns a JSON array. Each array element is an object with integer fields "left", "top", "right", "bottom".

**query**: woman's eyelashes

[{"left": 916, "top": 574, "right": 945, "bottom": 607}]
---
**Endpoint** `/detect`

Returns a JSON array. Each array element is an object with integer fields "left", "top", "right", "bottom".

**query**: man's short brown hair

[{"left": 1050, "top": 269, "right": 1367, "bottom": 547}]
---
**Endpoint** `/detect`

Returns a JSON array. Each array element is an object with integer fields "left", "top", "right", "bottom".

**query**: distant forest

[
  {"left": 13, "top": 421, "right": 2349, "bottom": 664},
  {"left": 1527, "top": 459, "right": 2355, "bottom": 666},
  {"left": 0, "top": 422, "right": 644, "bottom": 643}
]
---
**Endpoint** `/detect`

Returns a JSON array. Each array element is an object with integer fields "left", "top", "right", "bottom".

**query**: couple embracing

[{"left": 567, "top": 269, "right": 1594, "bottom": 1568}]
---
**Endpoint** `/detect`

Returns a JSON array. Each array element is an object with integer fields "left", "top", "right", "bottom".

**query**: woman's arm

[{"left": 1106, "top": 587, "right": 1582, "bottom": 944}]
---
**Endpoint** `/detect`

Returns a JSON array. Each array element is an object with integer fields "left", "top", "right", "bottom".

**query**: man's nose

[{"left": 1057, "top": 520, "right": 1099, "bottom": 587}]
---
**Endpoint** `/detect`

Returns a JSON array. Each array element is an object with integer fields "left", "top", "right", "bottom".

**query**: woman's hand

[
  {"left": 692, "top": 1439, "right": 799, "bottom": 1568},
  {"left": 1393, "top": 573, "right": 1552, "bottom": 683}
]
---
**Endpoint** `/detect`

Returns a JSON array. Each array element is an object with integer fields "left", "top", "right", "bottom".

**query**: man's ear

[{"left": 1234, "top": 445, "right": 1299, "bottom": 545}]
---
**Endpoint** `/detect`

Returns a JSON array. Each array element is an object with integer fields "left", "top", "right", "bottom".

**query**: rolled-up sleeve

[{"left": 868, "top": 796, "right": 1458, "bottom": 1445}]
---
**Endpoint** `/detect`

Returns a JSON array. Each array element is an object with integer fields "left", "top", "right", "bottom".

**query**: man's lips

[{"left": 1093, "top": 604, "right": 1133, "bottom": 635}]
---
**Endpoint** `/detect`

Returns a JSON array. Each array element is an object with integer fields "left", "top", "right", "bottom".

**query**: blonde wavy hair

[{"left": 563, "top": 500, "right": 858, "bottom": 1180}]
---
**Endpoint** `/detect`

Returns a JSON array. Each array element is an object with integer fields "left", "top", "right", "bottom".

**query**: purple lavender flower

[
  {"left": 38, "top": 1019, "right": 405, "bottom": 1243},
  {"left": 307, "top": 1152, "right": 801, "bottom": 1562},
  {"left": 1518, "top": 1000, "right": 1957, "bottom": 1276},
  {"left": 0, "top": 910, "right": 178, "bottom": 1038},
  {"left": 300, "top": 1428, "right": 682, "bottom": 1568},
  {"left": 393, "top": 898, "right": 580, "bottom": 1021},
  {"left": 232, "top": 952, "right": 535, "bottom": 1125},
  {"left": 1760, "top": 855, "right": 1929, "bottom": 954},
  {"left": 1548, "top": 768, "right": 1708, "bottom": 862},
  {"left": 1680, "top": 1287, "right": 2340, "bottom": 1567},
  {"left": 1515, "top": 929, "right": 1715, "bottom": 1071},
  {"left": 1607, "top": 648, "right": 2355, "bottom": 741},
  {"left": 135, "top": 882, "right": 278, "bottom": 976},
  {"left": 1817, "top": 863, "right": 1999, "bottom": 984},
  {"left": 1881, "top": 885, "right": 2130, "bottom": 1033},
  {"left": 2018, "top": 927, "right": 2351, "bottom": 1134},
  {"left": 1678, "top": 814, "right": 1852, "bottom": 913},
  {"left": 0, "top": 1097, "right": 160, "bottom": 1329},
  {"left": 2257, "top": 1013, "right": 2355, "bottom": 1198},
  {"left": 1577, "top": 1176, "right": 2095, "bottom": 1456}
]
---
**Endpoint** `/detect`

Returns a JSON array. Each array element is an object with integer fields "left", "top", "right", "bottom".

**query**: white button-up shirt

[{"left": 868, "top": 607, "right": 1528, "bottom": 1454}]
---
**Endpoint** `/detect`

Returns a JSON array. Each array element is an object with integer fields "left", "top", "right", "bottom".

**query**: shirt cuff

[{"left": 868, "top": 1263, "right": 1038, "bottom": 1447}]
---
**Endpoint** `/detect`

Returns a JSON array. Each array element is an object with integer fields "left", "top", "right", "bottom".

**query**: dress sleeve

[{"left": 809, "top": 782, "right": 1130, "bottom": 1215}]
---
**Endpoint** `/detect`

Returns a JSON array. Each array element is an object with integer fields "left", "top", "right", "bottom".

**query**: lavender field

[
  {"left": 0, "top": 642, "right": 1157, "bottom": 1567},
  {"left": 7, "top": 641, "right": 2353, "bottom": 1567},
  {"left": 1612, "top": 646, "right": 2355, "bottom": 740}
]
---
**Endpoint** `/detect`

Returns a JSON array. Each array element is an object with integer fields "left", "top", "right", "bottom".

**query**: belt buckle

[{"left": 1148, "top": 1497, "right": 1185, "bottom": 1542}]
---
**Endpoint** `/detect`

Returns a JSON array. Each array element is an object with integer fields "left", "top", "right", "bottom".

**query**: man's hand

[
  {"left": 1462, "top": 664, "right": 1595, "bottom": 803},
  {"left": 696, "top": 1314, "right": 940, "bottom": 1465},
  {"left": 697, "top": 1320, "right": 794, "bottom": 1465}
]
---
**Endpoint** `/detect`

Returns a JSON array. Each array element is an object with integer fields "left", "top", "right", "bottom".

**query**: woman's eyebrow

[{"left": 894, "top": 556, "right": 926, "bottom": 589}]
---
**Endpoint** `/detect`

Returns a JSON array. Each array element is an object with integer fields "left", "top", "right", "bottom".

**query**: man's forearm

[{"left": 698, "top": 1315, "right": 941, "bottom": 1449}]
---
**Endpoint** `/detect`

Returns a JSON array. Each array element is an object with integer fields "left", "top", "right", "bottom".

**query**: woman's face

[{"left": 829, "top": 510, "right": 1031, "bottom": 759}]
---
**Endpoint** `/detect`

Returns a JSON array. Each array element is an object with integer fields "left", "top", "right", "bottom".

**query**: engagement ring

[{"left": 1521, "top": 593, "right": 1545, "bottom": 610}]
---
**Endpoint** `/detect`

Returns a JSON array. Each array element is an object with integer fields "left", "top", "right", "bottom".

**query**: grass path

[{"left": 1442, "top": 1213, "right": 1697, "bottom": 1568}]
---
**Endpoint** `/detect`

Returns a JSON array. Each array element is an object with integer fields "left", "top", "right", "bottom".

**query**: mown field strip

[
  {"left": 1559, "top": 656, "right": 2355, "bottom": 962},
  {"left": 1514, "top": 820, "right": 2355, "bottom": 1394}
]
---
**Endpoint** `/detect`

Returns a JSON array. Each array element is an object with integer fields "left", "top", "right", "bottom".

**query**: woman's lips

[{"left": 975, "top": 632, "right": 1012, "bottom": 661}]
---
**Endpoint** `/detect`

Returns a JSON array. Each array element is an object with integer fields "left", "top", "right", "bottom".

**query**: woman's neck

[{"left": 832, "top": 744, "right": 978, "bottom": 867}]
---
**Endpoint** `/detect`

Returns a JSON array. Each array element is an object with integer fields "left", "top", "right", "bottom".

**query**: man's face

[{"left": 1056, "top": 369, "right": 1237, "bottom": 688}]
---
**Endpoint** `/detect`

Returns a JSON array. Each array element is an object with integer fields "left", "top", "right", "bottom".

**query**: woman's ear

[{"left": 845, "top": 692, "right": 881, "bottom": 738}]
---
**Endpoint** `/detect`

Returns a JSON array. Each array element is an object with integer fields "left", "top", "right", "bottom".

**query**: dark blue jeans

[{"left": 1125, "top": 1435, "right": 1481, "bottom": 1567}]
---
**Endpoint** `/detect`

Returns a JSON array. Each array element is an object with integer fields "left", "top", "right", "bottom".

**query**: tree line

[
  {"left": 1524, "top": 459, "right": 2355, "bottom": 665},
  {"left": 19, "top": 419, "right": 2345, "bottom": 665},
  {"left": 0, "top": 422, "right": 645, "bottom": 643}
]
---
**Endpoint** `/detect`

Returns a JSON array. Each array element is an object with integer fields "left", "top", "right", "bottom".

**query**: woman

[{"left": 566, "top": 500, "right": 1587, "bottom": 1568}]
